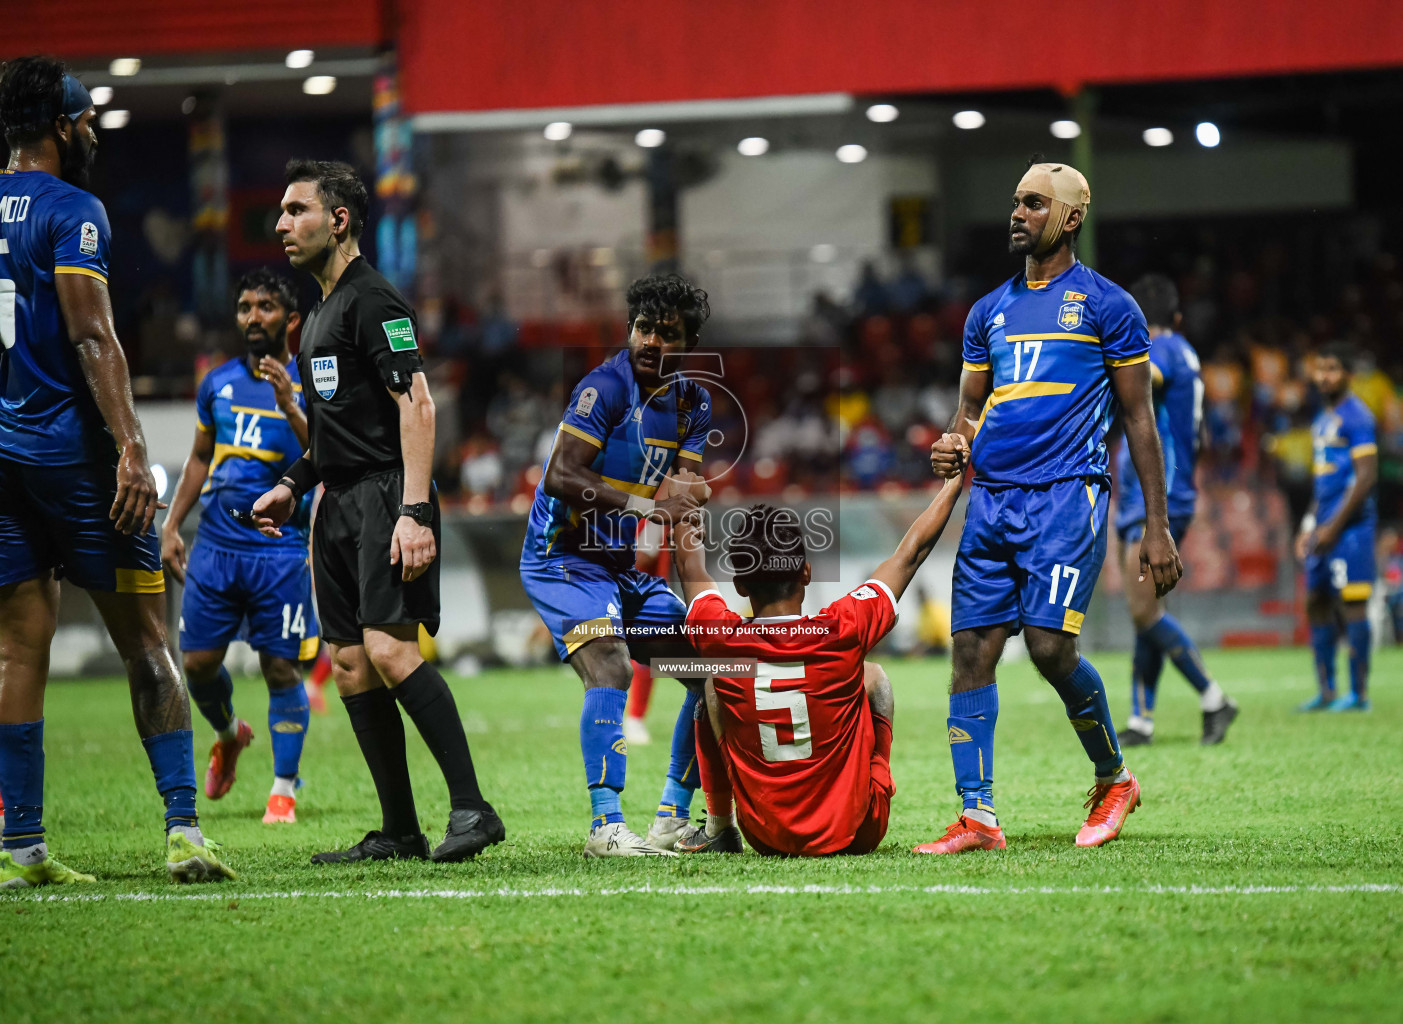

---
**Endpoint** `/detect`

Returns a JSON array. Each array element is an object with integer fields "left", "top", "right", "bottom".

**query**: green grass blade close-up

[{"left": 4, "top": 647, "right": 1400, "bottom": 1024}]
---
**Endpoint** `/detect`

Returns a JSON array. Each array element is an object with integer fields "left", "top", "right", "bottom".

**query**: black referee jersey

[{"left": 297, "top": 257, "right": 423, "bottom": 487}]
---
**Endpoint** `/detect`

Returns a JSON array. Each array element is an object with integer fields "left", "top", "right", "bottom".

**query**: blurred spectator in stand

[
  {"left": 844, "top": 418, "right": 893, "bottom": 489},
  {"left": 1202, "top": 345, "right": 1245, "bottom": 471},
  {"left": 801, "top": 290, "right": 849, "bottom": 346},
  {"left": 853, "top": 260, "right": 889, "bottom": 318},
  {"left": 486, "top": 372, "right": 548, "bottom": 483},
  {"left": 459, "top": 433, "right": 505, "bottom": 499},
  {"left": 889, "top": 254, "right": 930, "bottom": 315}
]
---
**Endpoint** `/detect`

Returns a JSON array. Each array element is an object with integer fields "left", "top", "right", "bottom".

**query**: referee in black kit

[{"left": 253, "top": 159, "right": 504, "bottom": 864}]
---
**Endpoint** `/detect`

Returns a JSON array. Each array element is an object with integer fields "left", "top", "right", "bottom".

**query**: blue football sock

[
  {"left": 0, "top": 719, "right": 45, "bottom": 849},
  {"left": 1130, "top": 632, "right": 1164, "bottom": 718},
  {"left": 948, "top": 683, "right": 997, "bottom": 815},
  {"left": 267, "top": 682, "right": 310, "bottom": 780},
  {"left": 658, "top": 689, "right": 700, "bottom": 818},
  {"left": 1310, "top": 623, "right": 1339, "bottom": 697},
  {"left": 1049, "top": 658, "right": 1123, "bottom": 778},
  {"left": 187, "top": 665, "right": 235, "bottom": 734},
  {"left": 581, "top": 687, "right": 627, "bottom": 827},
  {"left": 141, "top": 729, "right": 199, "bottom": 829},
  {"left": 1145, "top": 614, "right": 1212, "bottom": 694},
  {"left": 1346, "top": 619, "right": 1371, "bottom": 697}
]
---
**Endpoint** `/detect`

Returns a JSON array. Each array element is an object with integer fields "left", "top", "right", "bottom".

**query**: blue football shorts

[
  {"left": 179, "top": 540, "right": 320, "bottom": 660},
  {"left": 1304, "top": 519, "right": 1376, "bottom": 603},
  {"left": 951, "top": 478, "right": 1110, "bottom": 636},
  {"left": 0, "top": 454, "right": 162, "bottom": 593},
  {"left": 520, "top": 550, "right": 688, "bottom": 661}
]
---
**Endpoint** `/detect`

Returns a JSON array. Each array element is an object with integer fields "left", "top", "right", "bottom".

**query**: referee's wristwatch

[{"left": 398, "top": 502, "right": 434, "bottom": 527}]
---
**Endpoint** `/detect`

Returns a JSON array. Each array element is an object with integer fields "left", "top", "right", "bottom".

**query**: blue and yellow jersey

[
  {"left": 962, "top": 261, "right": 1150, "bottom": 488},
  {"left": 0, "top": 169, "right": 120, "bottom": 465},
  {"left": 523, "top": 350, "right": 711, "bottom": 571},
  {"left": 1312, "top": 393, "right": 1377, "bottom": 526},
  {"left": 1115, "top": 332, "right": 1202, "bottom": 523},
  {"left": 195, "top": 358, "right": 312, "bottom": 552}
]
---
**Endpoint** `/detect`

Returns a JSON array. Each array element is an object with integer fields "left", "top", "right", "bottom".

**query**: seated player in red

[{"left": 669, "top": 466, "right": 962, "bottom": 855}]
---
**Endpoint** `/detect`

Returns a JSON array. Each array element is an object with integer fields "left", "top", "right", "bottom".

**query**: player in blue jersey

[
  {"left": 161, "top": 268, "right": 319, "bottom": 824},
  {"left": 920, "top": 160, "right": 1181, "bottom": 855},
  {"left": 1114, "top": 274, "right": 1238, "bottom": 746},
  {"left": 520, "top": 274, "right": 713, "bottom": 856},
  {"left": 1296, "top": 343, "right": 1377, "bottom": 713},
  {"left": 0, "top": 56, "right": 232, "bottom": 886}
]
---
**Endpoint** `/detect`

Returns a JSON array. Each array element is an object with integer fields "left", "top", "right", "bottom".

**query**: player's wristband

[
  {"left": 279, "top": 457, "right": 321, "bottom": 500},
  {"left": 623, "top": 494, "right": 656, "bottom": 518},
  {"left": 1301, "top": 513, "right": 1317, "bottom": 534}
]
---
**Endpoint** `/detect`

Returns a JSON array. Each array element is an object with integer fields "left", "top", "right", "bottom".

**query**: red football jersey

[{"left": 686, "top": 580, "right": 898, "bottom": 855}]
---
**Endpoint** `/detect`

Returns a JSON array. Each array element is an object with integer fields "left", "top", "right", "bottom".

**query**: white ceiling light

[
  {"left": 952, "top": 110, "right": 985, "bottom": 130},
  {"left": 1196, "top": 121, "right": 1221, "bottom": 148},
  {"left": 737, "top": 136, "right": 769, "bottom": 156},
  {"left": 285, "top": 50, "right": 315, "bottom": 69},
  {"left": 1143, "top": 127, "right": 1174, "bottom": 147},
  {"left": 543, "top": 121, "right": 572, "bottom": 141},
  {"left": 109, "top": 58, "right": 141, "bottom": 77},
  {"left": 302, "top": 76, "right": 337, "bottom": 96},
  {"left": 836, "top": 144, "right": 868, "bottom": 164},
  {"left": 866, "top": 103, "right": 899, "bottom": 123},
  {"left": 90, "top": 86, "right": 114, "bottom": 106},
  {"left": 635, "top": 128, "right": 666, "bottom": 148},
  {"left": 99, "top": 109, "right": 130, "bottom": 129},
  {"left": 1050, "top": 120, "right": 1081, "bottom": 139}
]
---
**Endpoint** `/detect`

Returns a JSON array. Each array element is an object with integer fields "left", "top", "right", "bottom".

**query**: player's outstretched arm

[
  {"left": 391, "top": 372, "right": 437, "bottom": 582},
  {"left": 160, "top": 427, "right": 216, "bottom": 583},
  {"left": 1111, "top": 359, "right": 1183, "bottom": 597},
  {"left": 55, "top": 273, "right": 165, "bottom": 536},
  {"left": 544, "top": 433, "right": 704, "bottom": 525},
  {"left": 669, "top": 469, "right": 717, "bottom": 605},
  {"left": 868, "top": 474, "right": 964, "bottom": 602},
  {"left": 931, "top": 366, "right": 990, "bottom": 478}
]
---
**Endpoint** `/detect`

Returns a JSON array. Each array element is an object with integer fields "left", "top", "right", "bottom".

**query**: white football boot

[
  {"left": 643, "top": 815, "right": 692, "bottom": 852},
  {"left": 584, "top": 821, "right": 678, "bottom": 858}
]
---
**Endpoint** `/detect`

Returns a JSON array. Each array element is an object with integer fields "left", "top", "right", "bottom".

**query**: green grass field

[{"left": 4, "top": 647, "right": 1400, "bottom": 1023}]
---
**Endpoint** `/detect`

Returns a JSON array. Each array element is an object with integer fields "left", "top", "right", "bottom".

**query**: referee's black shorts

[{"left": 312, "top": 468, "right": 441, "bottom": 645}]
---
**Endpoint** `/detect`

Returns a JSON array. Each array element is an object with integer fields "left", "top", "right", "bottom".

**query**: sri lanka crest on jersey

[{"left": 1058, "top": 302, "right": 1084, "bottom": 331}]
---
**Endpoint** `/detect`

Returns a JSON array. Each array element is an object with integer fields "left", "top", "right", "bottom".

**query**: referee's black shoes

[
  {"left": 431, "top": 807, "right": 507, "bottom": 863},
  {"left": 310, "top": 830, "right": 431, "bottom": 864}
]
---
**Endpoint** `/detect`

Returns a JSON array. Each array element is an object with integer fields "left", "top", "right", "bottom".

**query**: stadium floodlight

[
  {"left": 302, "top": 76, "right": 337, "bottom": 96},
  {"left": 99, "top": 109, "right": 130, "bottom": 129},
  {"left": 1049, "top": 120, "right": 1081, "bottom": 139},
  {"left": 109, "top": 58, "right": 141, "bottom": 77},
  {"left": 635, "top": 128, "right": 667, "bottom": 148},
  {"left": 90, "top": 86, "right": 114, "bottom": 106},
  {"left": 836, "top": 144, "right": 868, "bottom": 164},
  {"left": 1196, "top": 121, "right": 1221, "bottom": 148},
  {"left": 285, "top": 50, "right": 315, "bottom": 69},
  {"left": 866, "top": 103, "right": 899, "bottom": 123},
  {"left": 544, "top": 121, "right": 573, "bottom": 141},
  {"left": 1143, "top": 127, "right": 1174, "bottom": 147},
  {"left": 737, "top": 136, "right": 769, "bottom": 156},
  {"left": 952, "top": 110, "right": 986, "bottom": 130}
]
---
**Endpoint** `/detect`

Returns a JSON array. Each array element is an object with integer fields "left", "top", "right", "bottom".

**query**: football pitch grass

[{"left": 4, "top": 647, "right": 1400, "bottom": 1023}]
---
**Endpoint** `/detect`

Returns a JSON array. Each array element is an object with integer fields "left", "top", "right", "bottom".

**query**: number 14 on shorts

[{"left": 1048, "top": 563, "right": 1080, "bottom": 607}]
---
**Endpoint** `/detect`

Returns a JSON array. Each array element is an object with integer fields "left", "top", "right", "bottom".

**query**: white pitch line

[{"left": 7, "top": 882, "right": 1401, "bottom": 904}]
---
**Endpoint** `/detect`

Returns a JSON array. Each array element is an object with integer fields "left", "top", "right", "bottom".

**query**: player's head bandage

[
  {"left": 1016, "top": 163, "right": 1090, "bottom": 254},
  {"left": 59, "top": 75, "right": 93, "bottom": 122}
]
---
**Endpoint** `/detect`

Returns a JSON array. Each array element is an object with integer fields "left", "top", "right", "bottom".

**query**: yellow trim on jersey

[
  {"left": 558, "top": 422, "right": 604, "bottom": 448},
  {"left": 601, "top": 475, "right": 660, "bottom": 498},
  {"left": 115, "top": 569, "right": 166, "bottom": 595},
  {"left": 1026, "top": 280, "right": 1051, "bottom": 290},
  {"left": 1341, "top": 582, "right": 1373, "bottom": 601},
  {"left": 1062, "top": 609, "right": 1085, "bottom": 634},
  {"left": 963, "top": 361, "right": 991, "bottom": 372},
  {"left": 1107, "top": 353, "right": 1151, "bottom": 368},
  {"left": 1150, "top": 362, "right": 1165, "bottom": 388},
  {"left": 54, "top": 266, "right": 107, "bottom": 283},
  {"left": 1005, "top": 332, "right": 1100, "bottom": 344},
  {"left": 1351, "top": 443, "right": 1378, "bottom": 457},
  {"left": 563, "top": 617, "right": 621, "bottom": 655},
  {"left": 196, "top": 421, "right": 213, "bottom": 433},
  {"left": 209, "top": 443, "right": 286, "bottom": 479},
  {"left": 1086, "top": 483, "right": 1099, "bottom": 535},
  {"left": 642, "top": 437, "right": 678, "bottom": 448},
  {"left": 973, "top": 381, "right": 1077, "bottom": 436},
  {"left": 299, "top": 635, "right": 321, "bottom": 661},
  {"left": 1312, "top": 461, "right": 1339, "bottom": 476},
  {"left": 229, "top": 405, "right": 288, "bottom": 420},
  {"left": 676, "top": 449, "right": 704, "bottom": 462}
]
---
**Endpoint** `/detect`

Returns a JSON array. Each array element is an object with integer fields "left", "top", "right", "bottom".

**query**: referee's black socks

[
  {"left": 342, "top": 687, "right": 422, "bottom": 837},
  {"left": 393, "top": 662, "right": 491, "bottom": 814}
]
